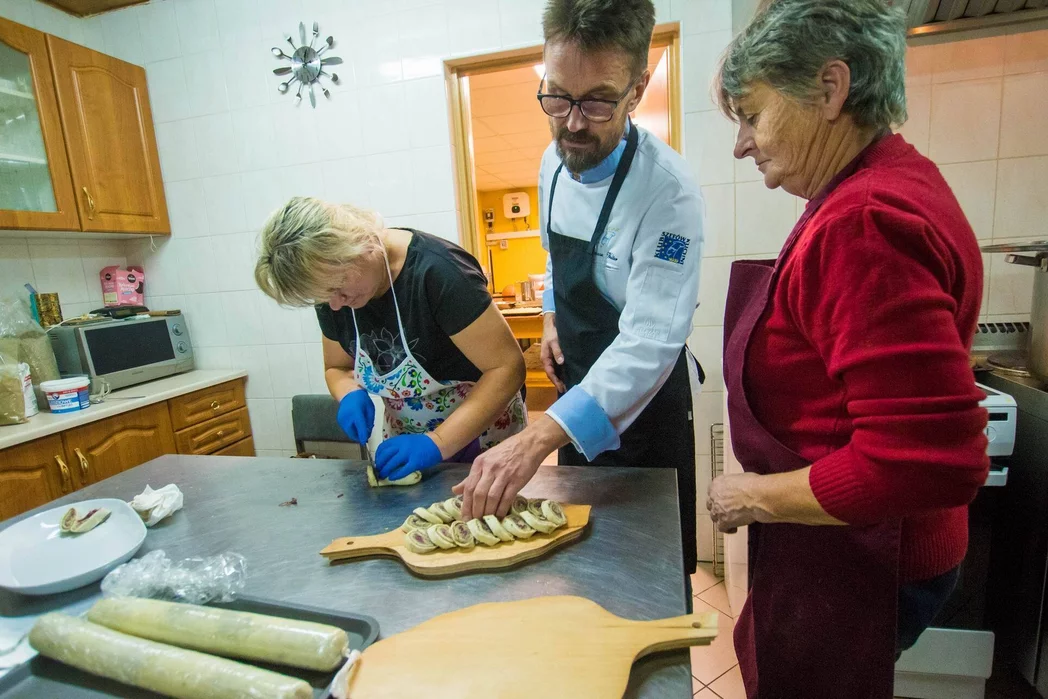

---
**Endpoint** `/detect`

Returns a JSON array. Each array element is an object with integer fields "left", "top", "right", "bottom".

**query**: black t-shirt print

[{"left": 315, "top": 229, "right": 493, "bottom": 383}]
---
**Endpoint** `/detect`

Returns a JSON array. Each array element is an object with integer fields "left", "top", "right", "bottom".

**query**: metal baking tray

[{"left": 0, "top": 595, "right": 379, "bottom": 698}]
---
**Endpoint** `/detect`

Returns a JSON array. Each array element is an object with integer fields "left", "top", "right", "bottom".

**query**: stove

[
  {"left": 978, "top": 371, "right": 1048, "bottom": 698},
  {"left": 971, "top": 321, "right": 1044, "bottom": 384}
]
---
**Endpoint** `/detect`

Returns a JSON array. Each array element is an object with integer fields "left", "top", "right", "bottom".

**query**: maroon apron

[{"left": 723, "top": 152, "right": 901, "bottom": 699}]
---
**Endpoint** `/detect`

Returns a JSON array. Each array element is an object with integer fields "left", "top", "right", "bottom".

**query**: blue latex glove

[
  {"left": 337, "top": 389, "right": 375, "bottom": 445},
  {"left": 375, "top": 434, "right": 443, "bottom": 481}
]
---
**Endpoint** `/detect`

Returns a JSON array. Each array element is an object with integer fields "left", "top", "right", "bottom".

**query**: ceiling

[{"left": 469, "top": 47, "right": 668, "bottom": 192}]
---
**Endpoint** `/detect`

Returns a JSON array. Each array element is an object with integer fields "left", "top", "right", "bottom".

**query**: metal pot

[{"left": 981, "top": 241, "right": 1048, "bottom": 381}]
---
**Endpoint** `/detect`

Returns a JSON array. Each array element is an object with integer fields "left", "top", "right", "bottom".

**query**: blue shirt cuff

[
  {"left": 542, "top": 289, "right": 555, "bottom": 313},
  {"left": 546, "top": 386, "right": 619, "bottom": 460}
]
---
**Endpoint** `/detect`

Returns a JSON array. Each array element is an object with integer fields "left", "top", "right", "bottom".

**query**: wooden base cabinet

[
  {"left": 62, "top": 402, "right": 177, "bottom": 486},
  {"left": 0, "top": 379, "right": 253, "bottom": 522},
  {"left": 0, "top": 435, "right": 72, "bottom": 522}
]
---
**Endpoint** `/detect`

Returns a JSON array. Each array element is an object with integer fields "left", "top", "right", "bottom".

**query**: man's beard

[{"left": 553, "top": 115, "right": 627, "bottom": 175}]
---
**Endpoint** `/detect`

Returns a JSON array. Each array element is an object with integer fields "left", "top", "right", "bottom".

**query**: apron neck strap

[
  {"left": 546, "top": 121, "right": 641, "bottom": 253},
  {"left": 589, "top": 122, "right": 639, "bottom": 252},
  {"left": 351, "top": 241, "right": 410, "bottom": 350}
]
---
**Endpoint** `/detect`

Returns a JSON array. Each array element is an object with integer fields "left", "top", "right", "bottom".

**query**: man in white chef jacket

[{"left": 456, "top": 0, "right": 704, "bottom": 574}]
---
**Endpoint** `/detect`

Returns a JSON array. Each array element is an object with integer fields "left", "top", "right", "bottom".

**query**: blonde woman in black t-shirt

[{"left": 255, "top": 196, "right": 528, "bottom": 481}]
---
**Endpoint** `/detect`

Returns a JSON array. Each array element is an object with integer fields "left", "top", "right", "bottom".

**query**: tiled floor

[{"left": 690, "top": 563, "right": 746, "bottom": 698}]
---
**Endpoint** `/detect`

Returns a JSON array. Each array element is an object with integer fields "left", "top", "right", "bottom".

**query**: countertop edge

[{"left": 0, "top": 369, "right": 248, "bottom": 450}]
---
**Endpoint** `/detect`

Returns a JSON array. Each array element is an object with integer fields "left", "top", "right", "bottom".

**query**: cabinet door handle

[
  {"left": 55, "top": 456, "right": 72, "bottom": 493},
  {"left": 211, "top": 401, "right": 221, "bottom": 411},
  {"left": 82, "top": 186, "right": 96, "bottom": 218},
  {"left": 74, "top": 448, "right": 90, "bottom": 478}
]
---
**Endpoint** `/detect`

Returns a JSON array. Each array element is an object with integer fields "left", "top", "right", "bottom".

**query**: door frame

[{"left": 443, "top": 22, "right": 683, "bottom": 261}]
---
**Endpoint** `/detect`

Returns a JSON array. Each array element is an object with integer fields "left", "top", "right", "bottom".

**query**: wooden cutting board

[
  {"left": 344, "top": 595, "right": 718, "bottom": 699},
  {"left": 319, "top": 504, "right": 591, "bottom": 576}
]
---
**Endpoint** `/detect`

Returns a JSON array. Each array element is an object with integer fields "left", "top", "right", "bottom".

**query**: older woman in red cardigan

[{"left": 706, "top": 1, "right": 989, "bottom": 696}]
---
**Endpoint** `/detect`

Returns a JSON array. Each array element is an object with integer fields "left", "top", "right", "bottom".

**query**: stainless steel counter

[{"left": 0, "top": 455, "right": 693, "bottom": 698}]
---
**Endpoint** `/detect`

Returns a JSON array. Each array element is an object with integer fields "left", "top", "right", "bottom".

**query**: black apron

[{"left": 547, "top": 125, "right": 700, "bottom": 574}]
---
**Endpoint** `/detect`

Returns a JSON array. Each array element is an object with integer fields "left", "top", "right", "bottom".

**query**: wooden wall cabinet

[
  {"left": 0, "top": 379, "right": 252, "bottom": 522},
  {"left": 47, "top": 36, "right": 169, "bottom": 233},
  {"left": 0, "top": 16, "right": 169, "bottom": 234},
  {"left": 38, "top": 1, "right": 147, "bottom": 18},
  {"left": 0, "top": 17, "right": 79, "bottom": 231}
]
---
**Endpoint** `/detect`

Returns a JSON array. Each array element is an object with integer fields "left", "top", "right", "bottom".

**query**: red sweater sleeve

[{"left": 798, "top": 205, "right": 989, "bottom": 525}]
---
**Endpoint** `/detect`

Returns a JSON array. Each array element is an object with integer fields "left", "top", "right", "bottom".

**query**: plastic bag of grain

[
  {"left": 0, "top": 361, "right": 37, "bottom": 425},
  {"left": 0, "top": 296, "right": 59, "bottom": 389}
]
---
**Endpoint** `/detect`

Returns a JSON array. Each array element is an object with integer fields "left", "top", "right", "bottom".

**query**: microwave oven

[{"left": 47, "top": 314, "right": 195, "bottom": 392}]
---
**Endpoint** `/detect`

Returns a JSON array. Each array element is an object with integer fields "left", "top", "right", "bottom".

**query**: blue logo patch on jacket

[{"left": 654, "top": 232, "right": 689, "bottom": 265}]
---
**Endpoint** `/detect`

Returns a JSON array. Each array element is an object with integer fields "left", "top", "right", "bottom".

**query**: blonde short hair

[{"left": 255, "top": 197, "right": 384, "bottom": 307}]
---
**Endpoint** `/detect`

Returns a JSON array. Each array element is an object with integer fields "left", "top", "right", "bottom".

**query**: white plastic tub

[{"left": 40, "top": 376, "right": 90, "bottom": 414}]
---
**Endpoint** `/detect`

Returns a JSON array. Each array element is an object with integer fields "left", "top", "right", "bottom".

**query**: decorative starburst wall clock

[{"left": 272, "top": 21, "right": 343, "bottom": 107}]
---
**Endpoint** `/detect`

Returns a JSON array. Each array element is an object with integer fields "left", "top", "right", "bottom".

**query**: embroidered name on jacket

[{"left": 654, "top": 232, "right": 689, "bottom": 264}]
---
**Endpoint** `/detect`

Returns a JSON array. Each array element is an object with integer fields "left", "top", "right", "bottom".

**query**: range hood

[{"left": 732, "top": 0, "right": 1048, "bottom": 44}]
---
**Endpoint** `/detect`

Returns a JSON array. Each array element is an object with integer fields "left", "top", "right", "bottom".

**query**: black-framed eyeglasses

[{"left": 536, "top": 74, "right": 637, "bottom": 123}]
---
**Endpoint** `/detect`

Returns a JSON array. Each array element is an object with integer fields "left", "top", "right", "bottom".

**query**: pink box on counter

[{"left": 100, "top": 266, "right": 145, "bottom": 307}]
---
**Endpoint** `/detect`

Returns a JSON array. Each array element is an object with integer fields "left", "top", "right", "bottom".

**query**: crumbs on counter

[
  {"left": 279, "top": 498, "right": 298, "bottom": 507},
  {"left": 337, "top": 493, "right": 344, "bottom": 499}
]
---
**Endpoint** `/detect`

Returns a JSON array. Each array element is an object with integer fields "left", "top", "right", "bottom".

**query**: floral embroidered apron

[{"left": 351, "top": 253, "right": 526, "bottom": 457}]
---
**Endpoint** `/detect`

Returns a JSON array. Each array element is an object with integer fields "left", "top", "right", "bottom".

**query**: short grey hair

[
  {"left": 543, "top": 0, "right": 656, "bottom": 79},
  {"left": 717, "top": 0, "right": 908, "bottom": 130}
]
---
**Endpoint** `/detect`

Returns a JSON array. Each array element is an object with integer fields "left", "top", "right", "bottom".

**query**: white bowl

[{"left": 0, "top": 498, "right": 146, "bottom": 596}]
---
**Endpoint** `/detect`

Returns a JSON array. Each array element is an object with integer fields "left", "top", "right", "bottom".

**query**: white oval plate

[{"left": 0, "top": 498, "right": 146, "bottom": 596}]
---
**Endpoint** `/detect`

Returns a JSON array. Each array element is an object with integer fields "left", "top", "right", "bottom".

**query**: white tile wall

[
  {"left": 929, "top": 78, "right": 1002, "bottom": 163},
  {"left": 938, "top": 160, "right": 997, "bottom": 241},
  {"left": 993, "top": 155, "right": 1048, "bottom": 241},
  {"left": 399, "top": 4, "right": 450, "bottom": 81},
  {"left": 165, "top": 179, "right": 209, "bottom": 238},
  {"left": 223, "top": 291, "right": 266, "bottom": 347},
  {"left": 174, "top": 0, "right": 219, "bottom": 57},
  {"left": 193, "top": 345, "right": 232, "bottom": 369},
  {"left": 28, "top": 240, "right": 91, "bottom": 306},
  {"left": 700, "top": 184, "right": 734, "bottom": 258},
  {"left": 897, "top": 84, "right": 931, "bottom": 156},
  {"left": 1, "top": 238, "right": 125, "bottom": 316},
  {"left": 685, "top": 110, "right": 734, "bottom": 186},
  {"left": 734, "top": 181, "right": 797, "bottom": 256},
  {"left": 267, "top": 343, "right": 311, "bottom": 398},
  {"left": 145, "top": 59, "right": 190, "bottom": 123},
  {"left": 681, "top": 30, "right": 733, "bottom": 113},
  {"left": 247, "top": 397, "right": 281, "bottom": 450},
  {"left": 999, "top": 72, "right": 1048, "bottom": 159},
  {"left": 672, "top": 0, "right": 731, "bottom": 35},
  {"left": 1004, "top": 30, "right": 1048, "bottom": 75},
  {"left": 497, "top": 0, "right": 545, "bottom": 50},
  {"left": 231, "top": 346, "right": 275, "bottom": 398},
  {"left": 900, "top": 29, "right": 1048, "bottom": 318},
  {"left": 693, "top": 256, "right": 733, "bottom": 328},
  {"left": 137, "top": 2, "right": 181, "bottom": 64},
  {"left": 931, "top": 36, "right": 1004, "bottom": 84}
]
